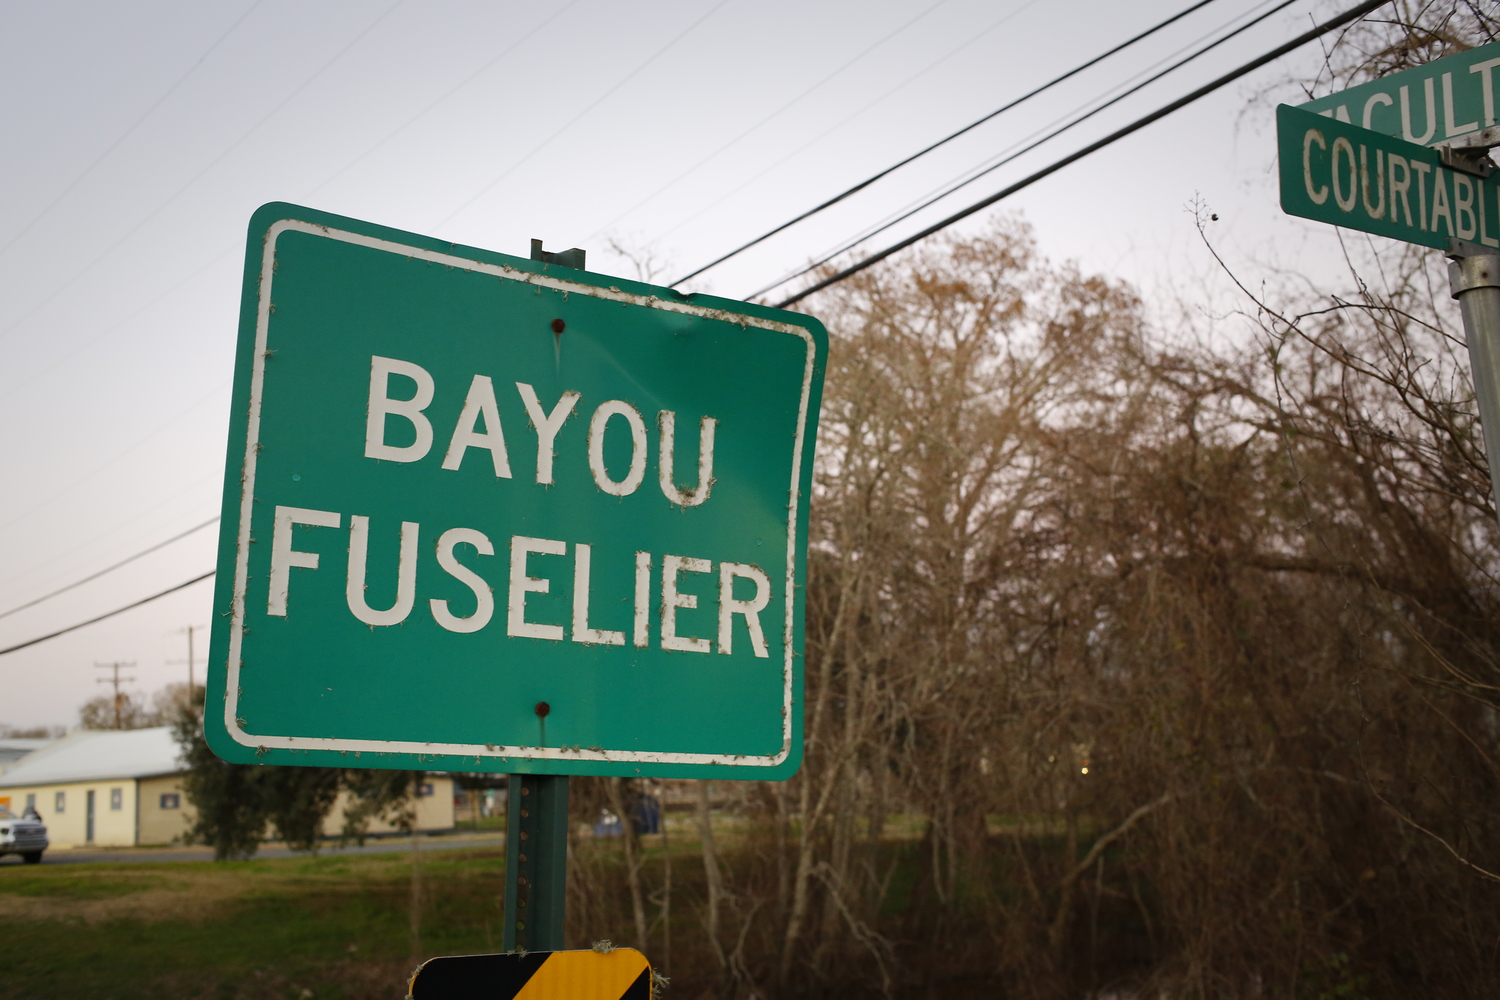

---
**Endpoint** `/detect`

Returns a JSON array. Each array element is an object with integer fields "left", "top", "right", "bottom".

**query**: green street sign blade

[
  {"left": 1278, "top": 103, "right": 1500, "bottom": 251},
  {"left": 204, "top": 203, "right": 826, "bottom": 779},
  {"left": 1298, "top": 39, "right": 1500, "bottom": 145}
]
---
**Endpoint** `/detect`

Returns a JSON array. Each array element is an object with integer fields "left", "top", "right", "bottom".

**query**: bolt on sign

[
  {"left": 204, "top": 203, "right": 826, "bottom": 778},
  {"left": 408, "top": 948, "right": 651, "bottom": 999},
  {"left": 1298, "top": 39, "right": 1500, "bottom": 145},
  {"left": 1278, "top": 103, "right": 1500, "bottom": 250}
]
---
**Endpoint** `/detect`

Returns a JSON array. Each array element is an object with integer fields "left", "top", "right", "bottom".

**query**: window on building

[
  {"left": 417, "top": 782, "right": 435, "bottom": 798},
  {"left": 25, "top": 793, "right": 35, "bottom": 811},
  {"left": 110, "top": 787, "right": 123, "bottom": 810},
  {"left": 55, "top": 791, "right": 65, "bottom": 813},
  {"left": 160, "top": 793, "right": 180, "bottom": 810}
]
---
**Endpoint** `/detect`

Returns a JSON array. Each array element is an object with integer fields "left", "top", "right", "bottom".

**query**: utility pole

[
  {"left": 94, "top": 661, "right": 136, "bottom": 730},
  {"left": 171, "top": 624, "right": 206, "bottom": 696}
]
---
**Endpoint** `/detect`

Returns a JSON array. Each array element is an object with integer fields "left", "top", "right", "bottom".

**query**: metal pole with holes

[
  {"left": 1449, "top": 240, "right": 1500, "bottom": 519},
  {"left": 502, "top": 771, "right": 570, "bottom": 951},
  {"left": 500, "top": 239, "right": 588, "bottom": 953}
]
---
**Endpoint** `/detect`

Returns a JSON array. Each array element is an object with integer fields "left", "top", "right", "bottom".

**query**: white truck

[{"left": 0, "top": 805, "right": 47, "bottom": 864}]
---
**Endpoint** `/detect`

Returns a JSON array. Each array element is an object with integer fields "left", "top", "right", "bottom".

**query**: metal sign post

[
  {"left": 1449, "top": 246, "right": 1500, "bottom": 514},
  {"left": 503, "top": 769, "right": 569, "bottom": 951},
  {"left": 500, "top": 242, "right": 585, "bottom": 954}
]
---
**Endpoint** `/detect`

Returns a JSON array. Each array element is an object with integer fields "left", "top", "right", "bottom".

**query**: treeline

[
  {"left": 560, "top": 10, "right": 1500, "bottom": 996},
  {"left": 567, "top": 231, "right": 1500, "bottom": 998}
]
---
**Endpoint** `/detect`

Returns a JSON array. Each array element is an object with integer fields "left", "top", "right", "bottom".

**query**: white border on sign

[{"left": 223, "top": 218, "right": 814, "bottom": 768}]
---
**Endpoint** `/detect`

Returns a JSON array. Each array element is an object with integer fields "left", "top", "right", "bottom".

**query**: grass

[
  {"left": 0, "top": 869, "right": 173, "bottom": 899},
  {"left": 0, "top": 809, "right": 774, "bottom": 1000},
  {"left": 0, "top": 816, "right": 1141, "bottom": 1000},
  {"left": 0, "top": 845, "right": 508, "bottom": 1000}
]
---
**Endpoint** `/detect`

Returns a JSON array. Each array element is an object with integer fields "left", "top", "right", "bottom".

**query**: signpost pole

[
  {"left": 503, "top": 771, "right": 569, "bottom": 951},
  {"left": 1449, "top": 243, "right": 1500, "bottom": 517},
  {"left": 499, "top": 243, "right": 590, "bottom": 953}
]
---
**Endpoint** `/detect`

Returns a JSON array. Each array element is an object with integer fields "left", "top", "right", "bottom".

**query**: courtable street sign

[
  {"left": 1299, "top": 39, "right": 1500, "bottom": 146},
  {"left": 1278, "top": 103, "right": 1500, "bottom": 249},
  {"left": 204, "top": 203, "right": 826, "bottom": 778}
]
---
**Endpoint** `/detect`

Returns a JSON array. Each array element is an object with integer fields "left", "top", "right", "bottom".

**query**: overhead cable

[
  {"left": 0, "top": 517, "right": 219, "bottom": 622},
  {"left": 0, "top": 571, "right": 216, "bottom": 658},
  {"left": 752, "top": 0, "right": 1298, "bottom": 301},
  {"left": 0, "top": 378, "right": 230, "bottom": 536},
  {"left": 0, "top": 0, "right": 406, "bottom": 348},
  {"left": 306, "top": 0, "right": 584, "bottom": 199},
  {"left": 645, "top": 0, "right": 1048, "bottom": 247},
  {"left": 0, "top": 0, "right": 267, "bottom": 262},
  {"left": 8, "top": 4, "right": 575, "bottom": 395},
  {"left": 433, "top": 0, "right": 733, "bottom": 229},
  {"left": 773, "top": 0, "right": 1388, "bottom": 308},
  {"left": 586, "top": 0, "right": 974, "bottom": 244},
  {"left": 670, "top": 0, "right": 1224, "bottom": 288}
]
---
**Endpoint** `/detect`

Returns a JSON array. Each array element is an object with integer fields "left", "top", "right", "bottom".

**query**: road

[{"left": 0, "top": 830, "right": 505, "bottom": 866}]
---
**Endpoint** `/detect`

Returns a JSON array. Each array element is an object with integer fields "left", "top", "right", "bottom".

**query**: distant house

[
  {"left": 0, "top": 727, "right": 454, "bottom": 848},
  {"left": 0, "top": 737, "right": 54, "bottom": 769}
]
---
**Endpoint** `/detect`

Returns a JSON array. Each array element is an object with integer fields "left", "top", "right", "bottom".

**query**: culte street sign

[
  {"left": 1299, "top": 39, "right": 1500, "bottom": 146},
  {"left": 204, "top": 203, "right": 826, "bottom": 778},
  {"left": 1278, "top": 102, "right": 1500, "bottom": 250}
]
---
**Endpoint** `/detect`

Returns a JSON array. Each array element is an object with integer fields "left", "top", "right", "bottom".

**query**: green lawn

[
  {"left": 0, "top": 847, "right": 508, "bottom": 1000},
  {"left": 0, "top": 819, "right": 1144, "bottom": 999}
]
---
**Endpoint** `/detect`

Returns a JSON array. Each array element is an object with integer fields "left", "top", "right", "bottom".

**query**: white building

[
  {"left": 0, "top": 737, "right": 54, "bottom": 769},
  {"left": 0, "top": 727, "right": 454, "bottom": 848}
]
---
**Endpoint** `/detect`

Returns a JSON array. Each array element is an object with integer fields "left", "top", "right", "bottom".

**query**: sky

[{"left": 0, "top": 0, "right": 1381, "bottom": 728}]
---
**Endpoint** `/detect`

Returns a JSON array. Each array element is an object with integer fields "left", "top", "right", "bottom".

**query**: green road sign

[
  {"left": 1278, "top": 103, "right": 1500, "bottom": 250},
  {"left": 1299, "top": 39, "right": 1500, "bottom": 145},
  {"left": 204, "top": 203, "right": 826, "bottom": 779}
]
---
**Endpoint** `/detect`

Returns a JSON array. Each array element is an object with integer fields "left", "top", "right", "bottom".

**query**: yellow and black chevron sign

[{"left": 408, "top": 947, "right": 651, "bottom": 999}]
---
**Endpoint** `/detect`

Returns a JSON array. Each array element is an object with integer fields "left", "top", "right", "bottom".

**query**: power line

[
  {"left": 2, "top": 472, "right": 222, "bottom": 605},
  {"left": 773, "top": 0, "right": 1388, "bottom": 309},
  {"left": 3, "top": 245, "right": 238, "bottom": 396},
  {"left": 5, "top": 5, "right": 574, "bottom": 397},
  {"left": 751, "top": 0, "right": 1298, "bottom": 301},
  {"left": 0, "top": 571, "right": 215, "bottom": 659},
  {"left": 304, "top": 0, "right": 584, "bottom": 200},
  {"left": 762, "top": 0, "right": 1294, "bottom": 296},
  {"left": 584, "top": 0, "right": 973, "bottom": 244},
  {"left": 0, "top": 0, "right": 405, "bottom": 348},
  {"left": 432, "top": 0, "right": 734, "bottom": 230},
  {"left": 0, "top": 378, "right": 230, "bottom": 536},
  {"left": 0, "top": 517, "right": 219, "bottom": 622},
  {"left": 669, "top": 0, "right": 1224, "bottom": 288},
  {"left": 644, "top": 0, "right": 1049, "bottom": 248},
  {"left": 0, "top": 0, "right": 266, "bottom": 262}
]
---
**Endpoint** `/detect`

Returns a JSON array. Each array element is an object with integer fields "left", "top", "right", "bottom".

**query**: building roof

[
  {"left": 0, "top": 737, "right": 55, "bottom": 766},
  {"left": 0, "top": 727, "right": 184, "bottom": 788}
]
